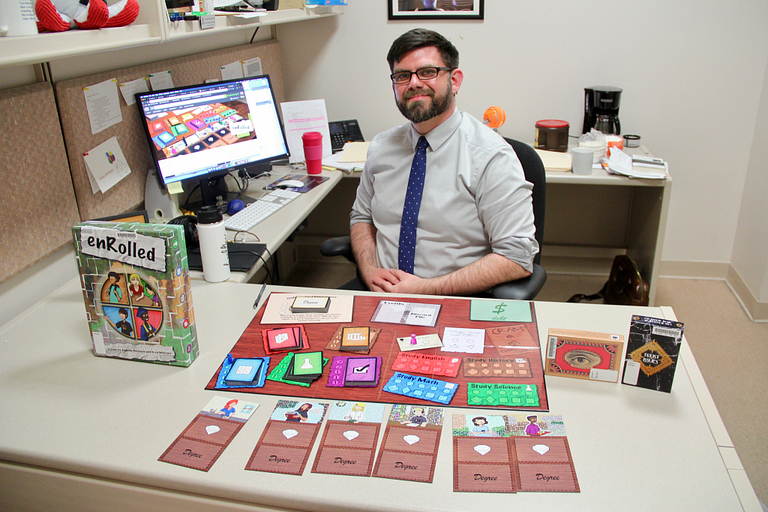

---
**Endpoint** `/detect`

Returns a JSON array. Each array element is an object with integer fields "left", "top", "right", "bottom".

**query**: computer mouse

[
  {"left": 227, "top": 199, "right": 245, "bottom": 216},
  {"left": 275, "top": 179, "right": 305, "bottom": 189}
]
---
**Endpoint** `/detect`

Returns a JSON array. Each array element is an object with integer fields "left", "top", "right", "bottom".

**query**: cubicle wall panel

[
  {"left": 55, "top": 40, "right": 285, "bottom": 221},
  {"left": 0, "top": 82, "right": 81, "bottom": 284}
]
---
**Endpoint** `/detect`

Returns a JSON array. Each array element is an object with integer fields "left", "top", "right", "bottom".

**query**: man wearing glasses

[{"left": 349, "top": 28, "right": 537, "bottom": 296}]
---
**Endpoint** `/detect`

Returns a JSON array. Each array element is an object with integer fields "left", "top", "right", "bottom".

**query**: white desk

[
  {"left": 0, "top": 280, "right": 760, "bottom": 511},
  {"left": 190, "top": 168, "right": 343, "bottom": 283}
]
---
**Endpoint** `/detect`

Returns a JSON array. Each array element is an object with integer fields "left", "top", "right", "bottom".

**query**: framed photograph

[{"left": 388, "top": 0, "right": 484, "bottom": 20}]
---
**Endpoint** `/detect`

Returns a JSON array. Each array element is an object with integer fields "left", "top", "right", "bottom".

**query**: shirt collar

[{"left": 409, "top": 107, "right": 462, "bottom": 152}]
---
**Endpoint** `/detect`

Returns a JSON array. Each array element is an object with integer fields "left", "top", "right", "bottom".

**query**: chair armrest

[
  {"left": 490, "top": 264, "right": 547, "bottom": 301},
  {"left": 320, "top": 236, "right": 354, "bottom": 263}
]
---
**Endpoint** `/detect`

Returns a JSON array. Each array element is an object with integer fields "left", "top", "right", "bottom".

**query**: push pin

[{"left": 410, "top": 334, "right": 417, "bottom": 345}]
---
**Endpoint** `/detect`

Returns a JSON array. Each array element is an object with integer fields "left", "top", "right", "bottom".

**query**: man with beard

[{"left": 349, "top": 28, "right": 538, "bottom": 296}]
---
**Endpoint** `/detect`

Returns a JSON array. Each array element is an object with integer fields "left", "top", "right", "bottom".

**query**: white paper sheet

[
  {"left": 280, "top": 99, "right": 333, "bottom": 163},
  {"left": 118, "top": 77, "right": 149, "bottom": 106},
  {"left": 83, "top": 79, "right": 122, "bottom": 135},
  {"left": 83, "top": 136, "right": 132, "bottom": 193}
]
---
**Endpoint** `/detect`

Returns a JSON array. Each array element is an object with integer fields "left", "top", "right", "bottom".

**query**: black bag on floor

[{"left": 568, "top": 255, "right": 649, "bottom": 306}]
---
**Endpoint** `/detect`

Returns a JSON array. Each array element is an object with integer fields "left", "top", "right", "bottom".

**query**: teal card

[{"left": 469, "top": 300, "right": 532, "bottom": 323}]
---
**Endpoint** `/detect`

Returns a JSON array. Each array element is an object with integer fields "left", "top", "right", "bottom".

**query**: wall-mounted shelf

[{"left": 0, "top": 5, "right": 342, "bottom": 69}]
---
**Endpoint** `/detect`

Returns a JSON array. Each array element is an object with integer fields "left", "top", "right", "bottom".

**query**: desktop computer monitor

[{"left": 136, "top": 75, "right": 289, "bottom": 208}]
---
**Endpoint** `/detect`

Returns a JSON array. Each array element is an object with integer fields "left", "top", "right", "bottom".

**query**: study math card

[
  {"left": 622, "top": 315, "right": 684, "bottom": 393},
  {"left": 372, "top": 404, "right": 445, "bottom": 483},
  {"left": 311, "top": 401, "right": 387, "bottom": 477},
  {"left": 246, "top": 400, "right": 328, "bottom": 475},
  {"left": 159, "top": 396, "right": 259, "bottom": 472}
]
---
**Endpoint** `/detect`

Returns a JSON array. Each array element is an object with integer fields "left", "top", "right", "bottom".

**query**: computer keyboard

[{"left": 223, "top": 189, "right": 301, "bottom": 231}]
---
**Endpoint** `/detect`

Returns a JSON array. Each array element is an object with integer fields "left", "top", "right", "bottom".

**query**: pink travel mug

[{"left": 302, "top": 131, "right": 323, "bottom": 174}]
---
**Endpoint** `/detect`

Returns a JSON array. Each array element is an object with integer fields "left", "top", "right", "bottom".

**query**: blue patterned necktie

[{"left": 398, "top": 136, "right": 429, "bottom": 274}]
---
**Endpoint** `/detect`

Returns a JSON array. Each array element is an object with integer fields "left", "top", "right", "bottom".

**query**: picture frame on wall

[{"left": 388, "top": 0, "right": 484, "bottom": 20}]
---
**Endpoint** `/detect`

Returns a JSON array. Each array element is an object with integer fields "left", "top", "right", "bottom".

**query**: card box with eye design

[{"left": 544, "top": 328, "right": 625, "bottom": 383}]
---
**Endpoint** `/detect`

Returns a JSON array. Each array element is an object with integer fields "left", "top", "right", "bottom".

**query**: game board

[{"left": 206, "top": 294, "right": 549, "bottom": 411}]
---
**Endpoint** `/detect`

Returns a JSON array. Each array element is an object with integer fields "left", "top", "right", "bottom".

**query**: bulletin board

[
  {"left": 0, "top": 82, "right": 81, "bottom": 284},
  {"left": 55, "top": 40, "right": 286, "bottom": 221}
]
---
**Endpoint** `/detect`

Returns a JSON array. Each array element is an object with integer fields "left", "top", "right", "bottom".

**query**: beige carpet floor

[{"left": 284, "top": 262, "right": 767, "bottom": 504}]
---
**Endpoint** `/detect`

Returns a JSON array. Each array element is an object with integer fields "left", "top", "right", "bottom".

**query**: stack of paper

[
  {"left": 534, "top": 148, "right": 572, "bottom": 172},
  {"left": 605, "top": 149, "right": 668, "bottom": 179},
  {"left": 323, "top": 141, "right": 369, "bottom": 173}
]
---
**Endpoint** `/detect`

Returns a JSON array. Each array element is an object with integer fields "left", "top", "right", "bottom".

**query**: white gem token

[
  {"left": 283, "top": 429, "right": 299, "bottom": 439},
  {"left": 474, "top": 444, "right": 491, "bottom": 456},
  {"left": 205, "top": 425, "right": 220, "bottom": 435},
  {"left": 403, "top": 435, "right": 420, "bottom": 445},
  {"left": 343, "top": 430, "right": 359, "bottom": 441},
  {"left": 532, "top": 444, "right": 550, "bottom": 455}
]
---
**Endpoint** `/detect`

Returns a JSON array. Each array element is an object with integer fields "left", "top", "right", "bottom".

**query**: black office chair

[{"left": 320, "top": 137, "right": 547, "bottom": 300}]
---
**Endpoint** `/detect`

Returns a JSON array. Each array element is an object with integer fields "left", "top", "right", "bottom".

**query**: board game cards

[
  {"left": 246, "top": 400, "right": 328, "bottom": 475},
  {"left": 452, "top": 413, "right": 579, "bottom": 493},
  {"left": 545, "top": 328, "right": 625, "bottom": 383},
  {"left": 340, "top": 326, "right": 370, "bottom": 351},
  {"left": 262, "top": 325, "right": 308, "bottom": 354},
  {"left": 327, "top": 355, "right": 382, "bottom": 388},
  {"left": 159, "top": 396, "right": 259, "bottom": 472},
  {"left": 622, "top": 315, "right": 684, "bottom": 393},
  {"left": 291, "top": 296, "right": 330, "bottom": 314},
  {"left": 267, "top": 352, "right": 327, "bottom": 387},
  {"left": 373, "top": 404, "right": 445, "bottom": 483},
  {"left": 312, "top": 402, "right": 386, "bottom": 477},
  {"left": 383, "top": 372, "right": 458, "bottom": 405}
]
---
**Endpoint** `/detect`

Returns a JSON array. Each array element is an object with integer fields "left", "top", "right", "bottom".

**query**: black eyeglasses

[{"left": 390, "top": 67, "right": 454, "bottom": 84}]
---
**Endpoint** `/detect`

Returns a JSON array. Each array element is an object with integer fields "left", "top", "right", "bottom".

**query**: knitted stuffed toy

[{"left": 36, "top": 0, "right": 140, "bottom": 32}]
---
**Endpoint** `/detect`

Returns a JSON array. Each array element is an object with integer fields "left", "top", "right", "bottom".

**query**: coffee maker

[{"left": 582, "top": 86, "right": 622, "bottom": 135}]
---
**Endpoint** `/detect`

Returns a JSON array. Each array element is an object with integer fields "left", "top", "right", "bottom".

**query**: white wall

[
  {"left": 732, "top": 50, "right": 768, "bottom": 302},
  {"left": 278, "top": 0, "right": 768, "bottom": 267}
]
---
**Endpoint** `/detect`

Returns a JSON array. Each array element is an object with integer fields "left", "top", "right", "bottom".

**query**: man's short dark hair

[{"left": 387, "top": 28, "right": 459, "bottom": 71}]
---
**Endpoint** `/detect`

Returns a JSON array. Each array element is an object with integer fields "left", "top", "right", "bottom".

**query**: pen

[{"left": 253, "top": 283, "right": 267, "bottom": 309}]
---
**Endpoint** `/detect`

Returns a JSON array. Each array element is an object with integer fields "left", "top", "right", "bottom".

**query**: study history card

[
  {"left": 311, "top": 401, "right": 387, "bottom": 477},
  {"left": 452, "top": 413, "right": 579, "bottom": 493},
  {"left": 246, "top": 400, "right": 329, "bottom": 475},
  {"left": 159, "top": 396, "right": 259, "bottom": 472}
]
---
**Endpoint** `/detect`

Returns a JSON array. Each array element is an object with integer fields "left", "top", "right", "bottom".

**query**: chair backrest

[{"left": 504, "top": 138, "right": 546, "bottom": 266}]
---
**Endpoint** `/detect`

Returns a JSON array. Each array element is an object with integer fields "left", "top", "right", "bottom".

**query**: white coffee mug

[
  {"left": 0, "top": 0, "right": 38, "bottom": 37},
  {"left": 572, "top": 147, "right": 595, "bottom": 175}
]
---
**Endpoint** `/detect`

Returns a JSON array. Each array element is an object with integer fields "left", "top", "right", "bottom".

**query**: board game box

[
  {"left": 621, "top": 315, "right": 684, "bottom": 392},
  {"left": 72, "top": 221, "right": 198, "bottom": 366}
]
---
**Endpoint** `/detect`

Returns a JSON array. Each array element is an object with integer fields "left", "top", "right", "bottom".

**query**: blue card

[
  {"left": 382, "top": 372, "right": 458, "bottom": 405},
  {"left": 217, "top": 354, "right": 270, "bottom": 389}
]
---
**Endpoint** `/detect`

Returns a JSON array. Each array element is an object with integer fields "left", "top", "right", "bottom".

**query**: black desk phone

[{"left": 329, "top": 119, "right": 364, "bottom": 152}]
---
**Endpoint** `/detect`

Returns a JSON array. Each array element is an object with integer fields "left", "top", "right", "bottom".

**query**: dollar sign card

[{"left": 470, "top": 300, "right": 533, "bottom": 323}]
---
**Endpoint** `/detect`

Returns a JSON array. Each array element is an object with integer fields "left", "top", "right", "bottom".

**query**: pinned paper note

[
  {"left": 83, "top": 136, "right": 132, "bottom": 193},
  {"left": 118, "top": 77, "right": 149, "bottom": 106},
  {"left": 148, "top": 70, "right": 174, "bottom": 91},
  {"left": 83, "top": 79, "right": 122, "bottom": 135}
]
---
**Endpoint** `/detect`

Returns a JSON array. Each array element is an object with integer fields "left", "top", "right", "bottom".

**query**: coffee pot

[{"left": 583, "top": 86, "right": 622, "bottom": 135}]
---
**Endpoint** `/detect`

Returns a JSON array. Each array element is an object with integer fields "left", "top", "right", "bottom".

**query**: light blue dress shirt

[{"left": 350, "top": 109, "right": 538, "bottom": 278}]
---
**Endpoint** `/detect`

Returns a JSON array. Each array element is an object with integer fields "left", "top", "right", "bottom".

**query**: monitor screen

[{"left": 136, "top": 75, "right": 289, "bottom": 205}]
